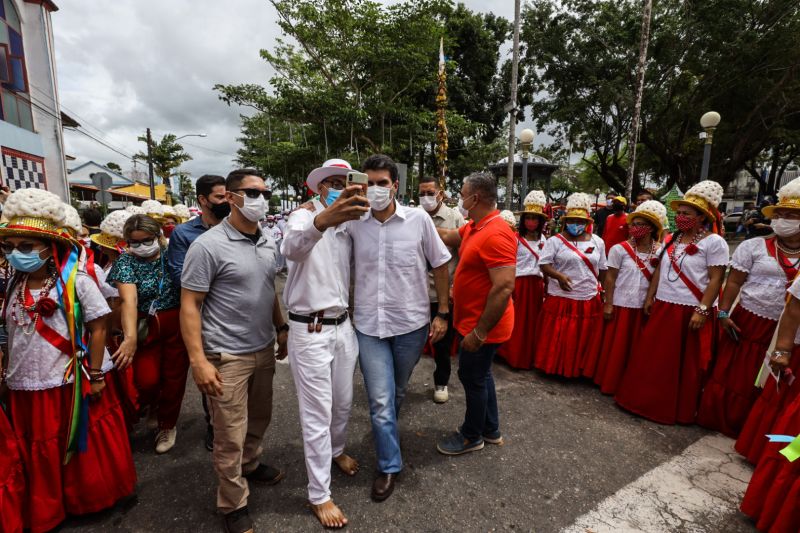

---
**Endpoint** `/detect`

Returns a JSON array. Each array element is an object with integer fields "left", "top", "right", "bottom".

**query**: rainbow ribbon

[
  {"left": 766, "top": 434, "right": 800, "bottom": 462},
  {"left": 54, "top": 243, "right": 89, "bottom": 464}
]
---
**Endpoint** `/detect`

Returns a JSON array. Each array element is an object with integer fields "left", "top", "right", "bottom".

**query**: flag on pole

[{"left": 435, "top": 37, "right": 449, "bottom": 190}]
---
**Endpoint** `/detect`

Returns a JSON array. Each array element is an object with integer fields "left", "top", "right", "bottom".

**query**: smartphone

[{"left": 347, "top": 171, "right": 369, "bottom": 187}]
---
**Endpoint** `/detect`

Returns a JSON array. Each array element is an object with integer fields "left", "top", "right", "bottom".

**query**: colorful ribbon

[{"left": 766, "top": 434, "right": 800, "bottom": 462}]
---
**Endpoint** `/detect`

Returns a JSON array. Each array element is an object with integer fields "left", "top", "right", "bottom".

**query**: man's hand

[
  {"left": 430, "top": 316, "right": 448, "bottom": 344},
  {"left": 314, "top": 185, "right": 370, "bottom": 231},
  {"left": 461, "top": 330, "right": 484, "bottom": 352},
  {"left": 192, "top": 359, "right": 223, "bottom": 397},
  {"left": 276, "top": 330, "right": 288, "bottom": 360}
]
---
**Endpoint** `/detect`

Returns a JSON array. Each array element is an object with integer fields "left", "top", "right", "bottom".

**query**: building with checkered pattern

[{"left": 0, "top": 0, "right": 71, "bottom": 201}]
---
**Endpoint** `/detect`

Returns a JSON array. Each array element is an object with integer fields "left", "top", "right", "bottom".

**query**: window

[{"left": 0, "top": 0, "right": 32, "bottom": 131}]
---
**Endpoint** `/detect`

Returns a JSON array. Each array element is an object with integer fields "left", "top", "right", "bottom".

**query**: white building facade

[{"left": 0, "top": 0, "right": 69, "bottom": 200}]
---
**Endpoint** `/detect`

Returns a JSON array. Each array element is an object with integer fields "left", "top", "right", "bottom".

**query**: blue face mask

[
  {"left": 566, "top": 223, "right": 587, "bottom": 237},
  {"left": 7, "top": 249, "right": 48, "bottom": 273},
  {"left": 325, "top": 188, "right": 342, "bottom": 205}
]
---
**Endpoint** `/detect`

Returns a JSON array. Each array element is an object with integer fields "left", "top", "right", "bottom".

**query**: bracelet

[
  {"left": 771, "top": 350, "right": 792, "bottom": 359},
  {"left": 694, "top": 306, "right": 710, "bottom": 317},
  {"left": 717, "top": 310, "right": 730, "bottom": 319},
  {"left": 89, "top": 371, "right": 105, "bottom": 383},
  {"left": 471, "top": 329, "right": 487, "bottom": 343}
]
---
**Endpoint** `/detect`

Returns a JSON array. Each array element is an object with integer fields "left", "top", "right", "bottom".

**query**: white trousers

[{"left": 288, "top": 316, "right": 359, "bottom": 504}]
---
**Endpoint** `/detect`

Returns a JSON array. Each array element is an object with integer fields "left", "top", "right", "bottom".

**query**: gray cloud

[{"left": 54, "top": 0, "right": 520, "bottom": 179}]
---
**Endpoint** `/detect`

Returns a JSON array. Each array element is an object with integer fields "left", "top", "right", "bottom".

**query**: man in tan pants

[{"left": 181, "top": 169, "right": 289, "bottom": 533}]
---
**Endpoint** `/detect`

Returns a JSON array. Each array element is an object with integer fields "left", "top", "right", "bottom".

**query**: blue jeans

[
  {"left": 458, "top": 341, "right": 500, "bottom": 442},
  {"left": 356, "top": 324, "right": 429, "bottom": 473}
]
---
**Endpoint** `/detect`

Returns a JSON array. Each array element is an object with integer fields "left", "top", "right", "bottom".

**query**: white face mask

[
  {"left": 367, "top": 185, "right": 393, "bottom": 211},
  {"left": 458, "top": 195, "right": 476, "bottom": 218},
  {"left": 771, "top": 218, "right": 800, "bottom": 238},
  {"left": 129, "top": 240, "right": 160, "bottom": 258},
  {"left": 233, "top": 193, "right": 268, "bottom": 223},
  {"left": 419, "top": 195, "right": 439, "bottom": 212}
]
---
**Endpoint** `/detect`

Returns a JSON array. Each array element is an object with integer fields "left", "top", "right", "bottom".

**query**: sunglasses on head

[
  {"left": 128, "top": 237, "right": 156, "bottom": 248},
  {"left": 233, "top": 189, "right": 272, "bottom": 200},
  {"left": 0, "top": 242, "right": 44, "bottom": 255}
]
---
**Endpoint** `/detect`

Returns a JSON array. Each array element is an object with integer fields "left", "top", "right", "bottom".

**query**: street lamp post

[
  {"left": 699, "top": 111, "right": 720, "bottom": 181},
  {"left": 519, "top": 128, "right": 535, "bottom": 210}
]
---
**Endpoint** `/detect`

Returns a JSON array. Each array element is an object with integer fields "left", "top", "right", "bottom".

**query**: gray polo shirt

[{"left": 181, "top": 218, "right": 278, "bottom": 354}]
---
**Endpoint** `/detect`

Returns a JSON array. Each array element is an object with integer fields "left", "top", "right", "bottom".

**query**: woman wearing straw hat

[
  {"left": 590, "top": 200, "right": 666, "bottom": 394},
  {"left": 0, "top": 188, "right": 136, "bottom": 532},
  {"left": 739, "top": 276, "right": 800, "bottom": 532},
  {"left": 697, "top": 177, "right": 800, "bottom": 438},
  {"left": 534, "top": 192, "right": 607, "bottom": 377},
  {"left": 108, "top": 214, "right": 188, "bottom": 454},
  {"left": 498, "top": 191, "right": 548, "bottom": 370},
  {"left": 615, "top": 180, "right": 729, "bottom": 424}
]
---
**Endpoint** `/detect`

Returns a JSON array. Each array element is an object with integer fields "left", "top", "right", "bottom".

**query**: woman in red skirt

[
  {"left": 740, "top": 278, "right": 800, "bottom": 532},
  {"left": 535, "top": 192, "right": 606, "bottom": 377},
  {"left": 592, "top": 200, "right": 666, "bottom": 394},
  {"left": 498, "top": 190, "right": 548, "bottom": 369},
  {"left": 0, "top": 188, "right": 136, "bottom": 533},
  {"left": 615, "top": 181, "right": 729, "bottom": 424},
  {"left": 697, "top": 183, "right": 800, "bottom": 437}
]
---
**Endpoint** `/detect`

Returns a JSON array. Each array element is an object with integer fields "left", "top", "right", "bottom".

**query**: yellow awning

[{"left": 112, "top": 183, "right": 168, "bottom": 202}]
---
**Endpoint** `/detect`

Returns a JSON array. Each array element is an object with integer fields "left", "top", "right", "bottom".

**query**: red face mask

[
  {"left": 162, "top": 224, "right": 175, "bottom": 238},
  {"left": 629, "top": 225, "right": 651, "bottom": 240},
  {"left": 523, "top": 218, "right": 540, "bottom": 232},
  {"left": 675, "top": 214, "right": 698, "bottom": 232}
]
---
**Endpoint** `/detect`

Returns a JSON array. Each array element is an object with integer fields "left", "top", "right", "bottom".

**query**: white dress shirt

[
  {"left": 281, "top": 199, "right": 351, "bottom": 315},
  {"left": 348, "top": 201, "right": 451, "bottom": 338}
]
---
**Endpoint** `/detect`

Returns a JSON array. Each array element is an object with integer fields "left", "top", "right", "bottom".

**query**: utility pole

[
  {"left": 146, "top": 127, "right": 156, "bottom": 200},
  {"left": 625, "top": 0, "right": 654, "bottom": 203},
  {"left": 505, "top": 0, "right": 522, "bottom": 209}
]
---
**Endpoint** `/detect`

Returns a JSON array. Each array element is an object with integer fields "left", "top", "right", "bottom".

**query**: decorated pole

[{"left": 435, "top": 37, "right": 449, "bottom": 190}]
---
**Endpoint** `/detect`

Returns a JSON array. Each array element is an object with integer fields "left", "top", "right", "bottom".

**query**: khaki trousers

[{"left": 206, "top": 346, "right": 275, "bottom": 513}]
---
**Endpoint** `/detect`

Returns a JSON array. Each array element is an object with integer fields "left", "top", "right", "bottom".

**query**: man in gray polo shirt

[{"left": 181, "top": 169, "right": 289, "bottom": 533}]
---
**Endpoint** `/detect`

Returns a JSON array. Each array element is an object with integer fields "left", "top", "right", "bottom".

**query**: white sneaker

[
  {"left": 433, "top": 385, "right": 449, "bottom": 404},
  {"left": 155, "top": 428, "right": 177, "bottom": 454}
]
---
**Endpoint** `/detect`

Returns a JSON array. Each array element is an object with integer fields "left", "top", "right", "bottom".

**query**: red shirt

[
  {"left": 453, "top": 211, "right": 517, "bottom": 344},
  {"left": 602, "top": 212, "right": 629, "bottom": 254}
]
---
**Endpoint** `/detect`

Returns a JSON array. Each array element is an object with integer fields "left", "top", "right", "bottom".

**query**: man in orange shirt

[
  {"left": 602, "top": 196, "right": 630, "bottom": 254},
  {"left": 435, "top": 172, "right": 517, "bottom": 455}
]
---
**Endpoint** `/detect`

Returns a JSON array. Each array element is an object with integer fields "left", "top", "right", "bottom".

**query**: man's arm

[
  {"left": 429, "top": 263, "right": 450, "bottom": 343},
  {"left": 271, "top": 295, "right": 288, "bottom": 360},
  {"left": 462, "top": 266, "right": 515, "bottom": 352},
  {"left": 180, "top": 288, "right": 223, "bottom": 396},
  {"left": 166, "top": 229, "right": 188, "bottom": 287},
  {"left": 437, "top": 227, "right": 461, "bottom": 248}
]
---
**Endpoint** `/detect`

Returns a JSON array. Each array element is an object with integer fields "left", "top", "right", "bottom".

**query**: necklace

[
  {"left": 11, "top": 270, "right": 58, "bottom": 335},
  {"left": 628, "top": 237, "right": 658, "bottom": 271},
  {"left": 666, "top": 231, "right": 706, "bottom": 282},
  {"left": 775, "top": 239, "right": 800, "bottom": 256}
]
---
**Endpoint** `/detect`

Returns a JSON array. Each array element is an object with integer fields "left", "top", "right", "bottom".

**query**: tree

[
  {"left": 215, "top": 0, "right": 513, "bottom": 195},
  {"left": 178, "top": 172, "right": 195, "bottom": 205},
  {"left": 521, "top": 0, "right": 800, "bottom": 192},
  {"left": 105, "top": 162, "right": 122, "bottom": 173},
  {"left": 133, "top": 133, "right": 192, "bottom": 201}
]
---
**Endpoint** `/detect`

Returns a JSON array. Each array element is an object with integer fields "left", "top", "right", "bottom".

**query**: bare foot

[
  {"left": 333, "top": 453, "right": 359, "bottom": 476},
  {"left": 310, "top": 499, "right": 348, "bottom": 529}
]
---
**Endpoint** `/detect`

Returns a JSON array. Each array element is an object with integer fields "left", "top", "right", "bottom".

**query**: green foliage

[
  {"left": 105, "top": 162, "right": 122, "bottom": 173},
  {"left": 134, "top": 133, "right": 193, "bottom": 200},
  {"left": 215, "top": 0, "right": 513, "bottom": 195},
  {"left": 521, "top": 0, "right": 800, "bottom": 192}
]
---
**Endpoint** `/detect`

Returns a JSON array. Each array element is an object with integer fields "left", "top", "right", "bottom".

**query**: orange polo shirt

[{"left": 453, "top": 211, "right": 517, "bottom": 344}]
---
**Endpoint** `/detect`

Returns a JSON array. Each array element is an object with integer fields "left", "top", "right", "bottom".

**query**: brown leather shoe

[{"left": 371, "top": 472, "right": 397, "bottom": 502}]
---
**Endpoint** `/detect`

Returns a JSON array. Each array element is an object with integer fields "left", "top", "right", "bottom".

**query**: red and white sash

[
  {"left": 621, "top": 241, "right": 653, "bottom": 283},
  {"left": 765, "top": 236, "right": 800, "bottom": 290},
  {"left": 555, "top": 234, "right": 602, "bottom": 294},
  {"left": 666, "top": 240, "right": 705, "bottom": 302},
  {"left": 518, "top": 236, "right": 540, "bottom": 261}
]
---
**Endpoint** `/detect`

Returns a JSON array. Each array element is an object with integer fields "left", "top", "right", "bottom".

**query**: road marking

[{"left": 561, "top": 434, "right": 753, "bottom": 533}]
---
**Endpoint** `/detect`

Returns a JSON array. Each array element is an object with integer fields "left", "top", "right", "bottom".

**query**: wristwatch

[
  {"left": 436, "top": 311, "right": 450, "bottom": 320},
  {"left": 276, "top": 323, "right": 290, "bottom": 333},
  {"left": 698, "top": 304, "right": 708, "bottom": 313}
]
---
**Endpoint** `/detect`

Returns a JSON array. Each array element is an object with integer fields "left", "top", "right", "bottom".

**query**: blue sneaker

[
  {"left": 483, "top": 430, "right": 504, "bottom": 445},
  {"left": 436, "top": 432, "right": 484, "bottom": 455}
]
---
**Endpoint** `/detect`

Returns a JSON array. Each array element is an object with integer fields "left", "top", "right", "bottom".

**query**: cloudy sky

[{"left": 55, "top": 0, "right": 519, "bottom": 180}]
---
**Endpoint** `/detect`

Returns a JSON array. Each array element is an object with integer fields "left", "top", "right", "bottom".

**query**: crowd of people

[{"left": 0, "top": 155, "right": 798, "bottom": 533}]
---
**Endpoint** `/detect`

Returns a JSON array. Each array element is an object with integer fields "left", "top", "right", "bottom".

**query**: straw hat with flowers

[
  {"left": 0, "top": 188, "right": 72, "bottom": 245},
  {"left": 90, "top": 209, "right": 132, "bottom": 251},
  {"left": 762, "top": 177, "right": 800, "bottom": 219},
  {"left": 563, "top": 192, "right": 594, "bottom": 222},
  {"left": 516, "top": 190, "right": 549, "bottom": 219},
  {"left": 669, "top": 180, "right": 723, "bottom": 223}
]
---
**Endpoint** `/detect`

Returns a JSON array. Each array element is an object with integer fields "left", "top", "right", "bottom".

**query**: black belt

[{"left": 288, "top": 312, "right": 348, "bottom": 326}]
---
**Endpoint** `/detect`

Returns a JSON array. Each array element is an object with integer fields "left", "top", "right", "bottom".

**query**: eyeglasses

[
  {"left": 232, "top": 189, "right": 272, "bottom": 200},
  {"left": 128, "top": 238, "right": 156, "bottom": 248},
  {"left": 321, "top": 180, "right": 346, "bottom": 191},
  {"left": 0, "top": 242, "right": 44, "bottom": 255}
]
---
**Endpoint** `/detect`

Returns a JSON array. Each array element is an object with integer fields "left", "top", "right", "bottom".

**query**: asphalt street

[{"left": 59, "top": 269, "right": 760, "bottom": 533}]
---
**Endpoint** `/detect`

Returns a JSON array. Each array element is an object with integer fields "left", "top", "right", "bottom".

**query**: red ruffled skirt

[
  {"left": 8, "top": 377, "right": 137, "bottom": 533},
  {"left": 533, "top": 295, "right": 603, "bottom": 377},
  {"left": 736, "top": 347, "right": 800, "bottom": 464},
  {"left": 615, "top": 300, "right": 717, "bottom": 425},
  {"left": 591, "top": 306, "right": 646, "bottom": 394},
  {"left": 740, "top": 394, "right": 800, "bottom": 532},
  {"left": 696, "top": 306, "right": 775, "bottom": 437},
  {"left": 0, "top": 408, "right": 24, "bottom": 533},
  {"left": 498, "top": 276, "right": 544, "bottom": 369}
]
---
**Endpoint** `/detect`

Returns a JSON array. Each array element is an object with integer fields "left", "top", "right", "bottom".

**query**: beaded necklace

[
  {"left": 666, "top": 230, "right": 706, "bottom": 281},
  {"left": 11, "top": 268, "right": 58, "bottom": 335},
  {"left": 628, "top": 237, "right": 658, "bottom": 272}
]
